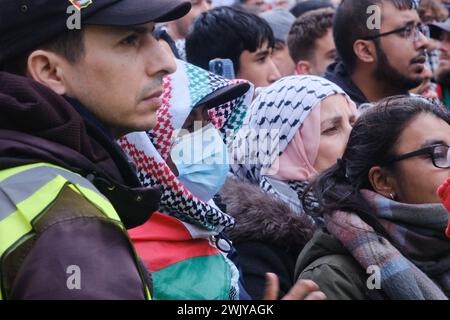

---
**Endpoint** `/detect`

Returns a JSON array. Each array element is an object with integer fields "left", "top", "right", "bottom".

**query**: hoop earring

[{"left": 389, "top": 192, "right": 395, "bottom": 200}]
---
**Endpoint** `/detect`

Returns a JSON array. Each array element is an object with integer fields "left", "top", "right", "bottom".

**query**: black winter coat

[{"left": 219, "top": 178, "right": 314, "bottom": 299}]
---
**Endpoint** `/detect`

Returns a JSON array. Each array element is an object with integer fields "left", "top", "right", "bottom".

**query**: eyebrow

[
  {"left": 395, "top": 20, "right": 416, "bottom": 29},
  {"left": 321, "top": 115, "right": 342, "bottom": 127},
  {"left": 115, "top": 25, "right": 153, "bottom": 36},
  {"left": 420, "top": 139, "right": 446, "bottom": 148},
  {"left": 254, "top": 50, "right": 270, "bottom": 59}
]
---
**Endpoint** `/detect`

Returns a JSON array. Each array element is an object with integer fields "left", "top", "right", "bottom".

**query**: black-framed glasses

[
  {"left": 363, "top": 22, "right": 430, "bottom": 43},
  {"left": 382, "top": 144, "right": 450, "bottom": 169}
]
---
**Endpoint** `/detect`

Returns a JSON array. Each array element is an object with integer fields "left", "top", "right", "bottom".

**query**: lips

[
  {"left": 143, "top": 90, "right": 162, "bottom": 101},
  {"left": 140, "top": 89, "right": 163, "bottom": 112}
]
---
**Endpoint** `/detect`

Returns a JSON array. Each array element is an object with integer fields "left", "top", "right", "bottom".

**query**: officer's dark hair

[
  {"left": 185, "top": 6, "right": 275, "bottom": 74},
  {"left": 334, "top": 0, "right": 416, "bottom": 73},
  {"left": 1, "top": 30, "right": 85, "bottom": 76}
]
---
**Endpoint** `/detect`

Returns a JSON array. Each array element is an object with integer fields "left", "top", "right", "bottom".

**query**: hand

[{"left": 263, "top": 272, "right": 327, "bottom": 300}]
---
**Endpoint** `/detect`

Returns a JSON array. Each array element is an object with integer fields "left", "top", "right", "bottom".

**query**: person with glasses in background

[
  {"left": 325, "top": 0, "right": 430, "bottom": 107},
  {"left": 296, "top": 96, "right": 450, "bottom": 300}
]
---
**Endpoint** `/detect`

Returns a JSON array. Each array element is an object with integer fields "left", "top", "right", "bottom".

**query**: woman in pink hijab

[{"left": 219, "top": 75, "right": 357, "bottom": 299}]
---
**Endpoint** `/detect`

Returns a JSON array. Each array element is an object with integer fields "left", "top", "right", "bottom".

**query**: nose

[
  {"left": 145, "top": 36, "right": 177, "bottom": 77},
  {"left": 267, "top": 58, "right": 282, "bottom": 84},
  {"left": 414, "top": 29, "right": 429, "bottom": 51}
]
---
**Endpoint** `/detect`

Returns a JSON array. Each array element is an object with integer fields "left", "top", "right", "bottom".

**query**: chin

[{"left": 136, "top": 119, "right": 158, "bottom": 132}]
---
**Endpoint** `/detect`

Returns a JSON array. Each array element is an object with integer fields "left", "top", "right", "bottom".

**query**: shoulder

[
  {"left": 299, "top": 253, "right": 369, "bottom": 300},
  {"left": 220, "top": 178, "right": 313, "bottom": 249},
  {"left": 294, "top": 228, "right": 373, "bottom": 300}
]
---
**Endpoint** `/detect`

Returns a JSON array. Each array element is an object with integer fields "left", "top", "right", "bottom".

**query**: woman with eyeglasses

[{"left": 295, "top": 95, "right": 450, "bottom": 300}]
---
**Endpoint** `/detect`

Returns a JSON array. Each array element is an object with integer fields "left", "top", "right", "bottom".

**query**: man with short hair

[
  {"left": 0, "top": 0, "right": 191, "bottom": 299},
  {"left": 186, "top": 6, "right": 281, "bottom": 87},
  {"left": 287, "top": 7, "right": 336, "bottom": 76},
  {"left": 326, "top": 0, "right": 429, "bottom": 106}
]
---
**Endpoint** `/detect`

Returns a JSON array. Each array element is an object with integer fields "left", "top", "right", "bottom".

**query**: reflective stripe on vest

[{"left": 0, "top": 163, "right": 151, "bottom": 300}]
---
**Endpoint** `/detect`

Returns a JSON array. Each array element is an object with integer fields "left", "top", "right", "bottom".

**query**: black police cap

[{"left": 0, "top": 0, "right": 191, "bottom": 64}]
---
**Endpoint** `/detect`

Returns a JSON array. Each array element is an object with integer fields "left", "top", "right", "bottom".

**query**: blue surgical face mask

[{"left": 170, "top": 123, "right": 229, "bottom": 202}]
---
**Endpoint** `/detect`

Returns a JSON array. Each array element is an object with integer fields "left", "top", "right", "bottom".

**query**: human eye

[
  {"left": 433, "top": 146, "right": 448, "bottom": 159},
  {"left": 322, "top": 126, "right": 338, "bottom": 135},
  {"left": 257, "top": 55, "right": 268, "bottom": 64},
  {"left": 120, "top": 33, "right": 139, "bottom": 46},
  {"left": 403, "top": 25, "right": 414, "bottom": 38}
]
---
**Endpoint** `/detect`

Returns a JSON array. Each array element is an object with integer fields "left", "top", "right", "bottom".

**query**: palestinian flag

[
  {"left": 69, "top": 0, "right": 92, "bottom": 10},
  {"left": 129, "top": 212, "right": 238, "bottom": 300}
]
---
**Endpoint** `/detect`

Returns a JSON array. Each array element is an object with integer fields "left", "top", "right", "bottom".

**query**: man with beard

[
  {"left": 429, "top": 19, "right": 450, "bottom": 109},
  {"left": 325, "top": 0, "right": 429, "bottom": 106}
]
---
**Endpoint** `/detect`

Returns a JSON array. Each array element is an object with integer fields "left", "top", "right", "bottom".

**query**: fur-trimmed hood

[{"left": 219, "top": 178, "right": 315, "bottom": 250}]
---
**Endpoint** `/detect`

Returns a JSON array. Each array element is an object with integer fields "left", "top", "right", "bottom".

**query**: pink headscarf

[
  {"left": 270, "top": 94, "right": 357, "bottom": 181},
  {"left": 270, "top": 105, "right": 321, "bottom": 181},
  {"left": 231, "top": 75, "right": 356, "bottom": 185}
]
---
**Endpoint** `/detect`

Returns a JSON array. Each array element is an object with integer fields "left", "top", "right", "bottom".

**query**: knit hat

[{"left": 260, "top": 9, "right": 295, "bottom": 42}]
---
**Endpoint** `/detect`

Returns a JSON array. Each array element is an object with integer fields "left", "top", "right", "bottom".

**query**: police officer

[{"left": 0, "top": 0, "right": 191, "bottom": 299}]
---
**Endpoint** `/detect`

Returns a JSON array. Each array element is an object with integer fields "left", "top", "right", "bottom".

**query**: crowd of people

[{"left": 0, "top": 0, "right": 449, "bottom": 300}]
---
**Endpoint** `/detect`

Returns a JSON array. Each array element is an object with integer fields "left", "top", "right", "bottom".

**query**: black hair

[
  {"left": 0, "top": 30, "right": 85, "bottom": 76},
  {"left": 185, "top": 6, "right": 275, "bottom": 74},
  {"left": 304, "top": 96, "right": 450, "bottom": 238},
  {"left": 334, "top": 0, "right": 416, "bottom": 72},
  {"left": 290, "top": 0, "right": 334, "bottom": 18}
]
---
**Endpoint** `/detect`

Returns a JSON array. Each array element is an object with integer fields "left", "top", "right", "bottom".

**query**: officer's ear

[{"left": 27, "top": 50, "right": 68, "bottom": 95}]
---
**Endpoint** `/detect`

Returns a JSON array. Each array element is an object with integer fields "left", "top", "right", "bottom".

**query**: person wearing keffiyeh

[
  {"left": 118, "top": 59, "right": 254, "bottom": 300},
  {"left": 220, "top": 75, "right": 357, "bottom": 299},
  {"left": 296, "top": 96, "right": 450, "bottom": 300}
]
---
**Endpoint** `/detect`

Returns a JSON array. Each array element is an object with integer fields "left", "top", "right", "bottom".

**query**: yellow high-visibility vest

[{"left": 0, "top": 163, "right": 151, "bottom": 300}]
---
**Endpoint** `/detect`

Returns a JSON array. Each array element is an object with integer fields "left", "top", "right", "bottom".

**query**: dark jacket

[
  {"left": 0, "top": 72, "right": 161, "bottom": 299},
  {"left": 219, "top": 178, "right": 313, "bottom": 299},
  {"left": 295, "top": 228, "right": 386, "bottom": 300},
  {"left": 325, "top": 61, "right": 369, "bottom": 106}
]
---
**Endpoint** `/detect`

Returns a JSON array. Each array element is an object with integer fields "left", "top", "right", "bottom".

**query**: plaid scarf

[
  {"left": 326, "top": 190, "right": 450, "bottom": 300},
  {"left": 118, "top": 59, "right": 253, "bottom": 232}
]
